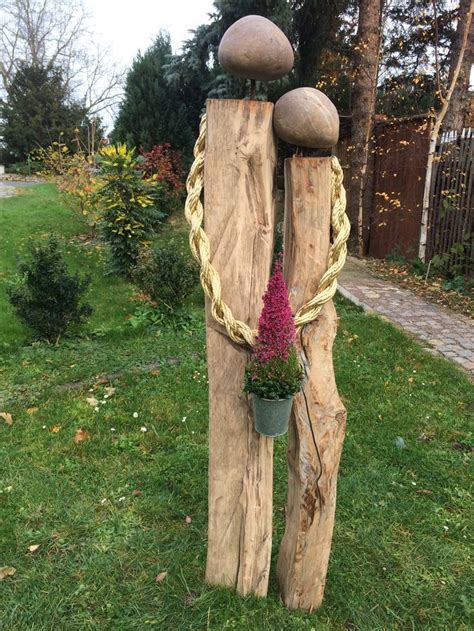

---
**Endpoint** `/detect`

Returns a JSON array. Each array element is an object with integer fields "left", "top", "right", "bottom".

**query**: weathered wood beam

[
  {"left": 278, "top": 156, "right": 347, "bottom": 610},
  {"left": 204, "top": 98, "right": 277, "bottom": 597}
]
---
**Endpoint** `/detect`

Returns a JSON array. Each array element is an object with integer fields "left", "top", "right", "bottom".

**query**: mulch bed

[{"left": 365, "top": 258, "right": 473, "bottom": 319}]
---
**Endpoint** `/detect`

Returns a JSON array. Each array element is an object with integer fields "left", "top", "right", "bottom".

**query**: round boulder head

[
  {"left": 218, "top": 15, "right": 294, "bottom": 81},
  {"left": 273, "top": 88, "right": 339, "bottom": 149}
]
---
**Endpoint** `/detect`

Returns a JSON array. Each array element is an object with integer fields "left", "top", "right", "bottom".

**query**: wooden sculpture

[{"left": 184, "top": 16, "right": 349, "bottom": 609}]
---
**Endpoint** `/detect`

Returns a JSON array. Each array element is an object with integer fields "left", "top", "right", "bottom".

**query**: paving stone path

[
  {"left": 0, "top": 180, "right": 40, "bottom": 198},
  {"left": 338, "top": 257, "right": 474, "bottom": 376}
]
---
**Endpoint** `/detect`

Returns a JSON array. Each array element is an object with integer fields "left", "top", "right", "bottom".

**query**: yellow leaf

[
  {"left": 28, "top": 544, "right": 40, "bottom": 553},
  {"left": 0, "top": 412, "right": 13, "bottom": 426},
  {"left": 27, "top": 407, "right": 39, "bottom": 415},
  {"left": 50, "top": 425, "right": 61, "bottom": 434},
  {"left": 0, "top": 566, "right": 16, "bottom": 580},
  {"left": 155, "top": 571, "right": 168, "bottom": 583}
]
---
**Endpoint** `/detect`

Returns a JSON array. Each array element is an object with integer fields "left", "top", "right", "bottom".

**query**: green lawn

[{"left": 0, "top": 186, "right": 472, "bottom": 629}]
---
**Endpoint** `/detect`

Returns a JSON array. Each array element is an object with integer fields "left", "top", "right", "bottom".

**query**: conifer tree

[
  {"left": 1, "top": 63, "right": 85, "bottom": 162},
  {"left": 112, "top": 33, "right": 194, "bottom": 154}
]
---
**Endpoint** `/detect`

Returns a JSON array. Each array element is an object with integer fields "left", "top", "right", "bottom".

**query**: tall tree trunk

[
  {"left": 418, "top": 2, "right": 473, "bottom": 260},
  {"left": 443, "top": 0, "right": 474, "bottom": 132},
  {"left": 347, "top": 0, "right": 383, "bottom": 254}
]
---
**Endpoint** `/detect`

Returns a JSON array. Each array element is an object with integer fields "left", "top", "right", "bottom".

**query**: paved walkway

[
  {"left": 0, "top": 180, "right": 40, "bottom": 198},
  {"left": 338, "top": 257, "right": 474, "bottom": 376}
]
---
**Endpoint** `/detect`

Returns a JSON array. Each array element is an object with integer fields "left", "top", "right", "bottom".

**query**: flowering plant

[{"left": 244, "top": 257, "right": 303, "bottom": 400}]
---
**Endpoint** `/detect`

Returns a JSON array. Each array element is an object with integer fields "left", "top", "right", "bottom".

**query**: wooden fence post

[
  {"left": 277, "top": 156, "right": 347, "bottom": 610},
  {"left": 204, "top": 98, "right": 277, "bottom": 597}
]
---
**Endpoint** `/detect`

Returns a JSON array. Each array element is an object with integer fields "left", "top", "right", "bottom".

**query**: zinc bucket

[{"left": 251, "top": 394, "right": 293, "bottom": 437}]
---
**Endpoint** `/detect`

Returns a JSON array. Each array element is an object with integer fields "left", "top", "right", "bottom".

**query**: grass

[{"left": 0, "top": 185, "right": 473, "bottom": 629}]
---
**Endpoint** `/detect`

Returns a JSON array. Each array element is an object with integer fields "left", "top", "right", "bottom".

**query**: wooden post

[
  {"left": 277, "top": 157, "right": 347, "bottom": 610},
  {"left": 204, "top": 98, "right": 276, "bottom": 597}
]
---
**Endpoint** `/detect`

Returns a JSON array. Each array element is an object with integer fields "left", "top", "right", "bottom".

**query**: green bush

[
  {"left": 430, "top": 238, "right": 473, "bottom": 280},
  {"left": 131, "top": 245, "right": 198, "bottom": 312},
  {"left": 7, "top": 236, "right": 92, "bottom": 342}
]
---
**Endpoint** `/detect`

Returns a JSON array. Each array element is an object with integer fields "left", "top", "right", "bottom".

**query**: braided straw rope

[{"left": 184, "top": 113, "right": 350, "bottom": 348}]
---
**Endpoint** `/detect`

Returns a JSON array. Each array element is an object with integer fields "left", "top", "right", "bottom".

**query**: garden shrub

[
  {"left": 131, "top": 245, "right": 198, "bottom": 312},
  {"left": 57, "top": 153, "right": 99, "bottom": 227},
  {"left": 7, "top": 236, "right": 93, "bottom": 342},
  {"left": 34, "top": 140, "right": 71, "bottom": 176},
  {"left": 35, "top": 141, "right": 100, "bottom": 228},
  {"left": 138, "top": 144, "right": 184, "bottom": 215},
  {"left": 94, "top": 144, "right": 165, "bottom": 275}
]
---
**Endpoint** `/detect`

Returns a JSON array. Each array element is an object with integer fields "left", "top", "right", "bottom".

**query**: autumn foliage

[{"left": 138, "top": 144, "right": 184, "bottom": 214}]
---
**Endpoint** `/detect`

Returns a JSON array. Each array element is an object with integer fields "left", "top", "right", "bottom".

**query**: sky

[{"left": 84, "top": 0, "right": 215, "bottom": 67}]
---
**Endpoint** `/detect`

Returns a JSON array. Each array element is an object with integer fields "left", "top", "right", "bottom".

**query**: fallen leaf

[
  {"left": 132, "top": 489, "right": 142, "bottom": 496},
  {"left": 155, "top": 571, "right": 168, "bottom": 583},
  {"left": 416, "top": 489, "right": 433, "bottom": 495},
  {"left": 0, "top": 412, "right": 13, "bottom": 426},
  {"left": 104, "top": 387, "right": 116, "bottom": 397},
  {"left": 28, "top": 544, "right": 40, "bottom": 553},
  {"left": 50, "top": 425, "right": 61, "bottom": 434},
  {"left": 0, "top": 566, "right": 16, "bottom": 580},
  {"left": 185, "top": 515, "right": 192, "bottom": 524},
  {"left": 74, "top": 429, "right": 91, "bottom": 444},
  {"left": 150, "top": 369, "right": 161, "bottom": 377},
  {"left": 27, "top": 407, "right": 39, "bottom": 415},
  {"left": 86, "top": 397, "right": 99, "bottom": 407}
]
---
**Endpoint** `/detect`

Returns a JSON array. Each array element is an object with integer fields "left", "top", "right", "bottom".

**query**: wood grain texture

[
  {"left": 204, "top": 99, "right": 276, "bottom": 597},
  {"left": 277, "top": 157, "right": 347, "bottom": 610}
]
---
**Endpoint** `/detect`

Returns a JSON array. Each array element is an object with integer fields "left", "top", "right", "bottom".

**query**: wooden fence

[
  {"left": 336, "top": 120, "right": 473, "bottom": 273},
  {"left": 426, "top": 128, "right": 473, "bottom": 274},
  {"left": 367, "top": 118, "right": 430, "bottom": 259}
]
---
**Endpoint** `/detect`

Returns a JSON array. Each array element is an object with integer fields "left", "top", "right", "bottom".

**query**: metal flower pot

[{"left": 251, "top": 394, "right": 293, "bottom": 437}]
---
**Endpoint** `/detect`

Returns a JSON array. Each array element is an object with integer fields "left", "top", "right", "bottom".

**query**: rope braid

[{"left": 184, "top": 113, "right": 350, "bottom": 348}]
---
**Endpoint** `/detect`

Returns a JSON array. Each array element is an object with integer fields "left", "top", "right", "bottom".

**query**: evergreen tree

[
  {"left": 1, "top": 63, "right": 86, "bottom": 162},
  {"left": 113, "top": 2, "right": 355, "bottom": 161},
  {"left": 112, "top": 32, "right": 194, "bottom": 154}
]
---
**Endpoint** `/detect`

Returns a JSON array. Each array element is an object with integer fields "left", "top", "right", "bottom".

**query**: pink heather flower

[{"left": 254, "top": 257, "right": 296, "bottom": 363}]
